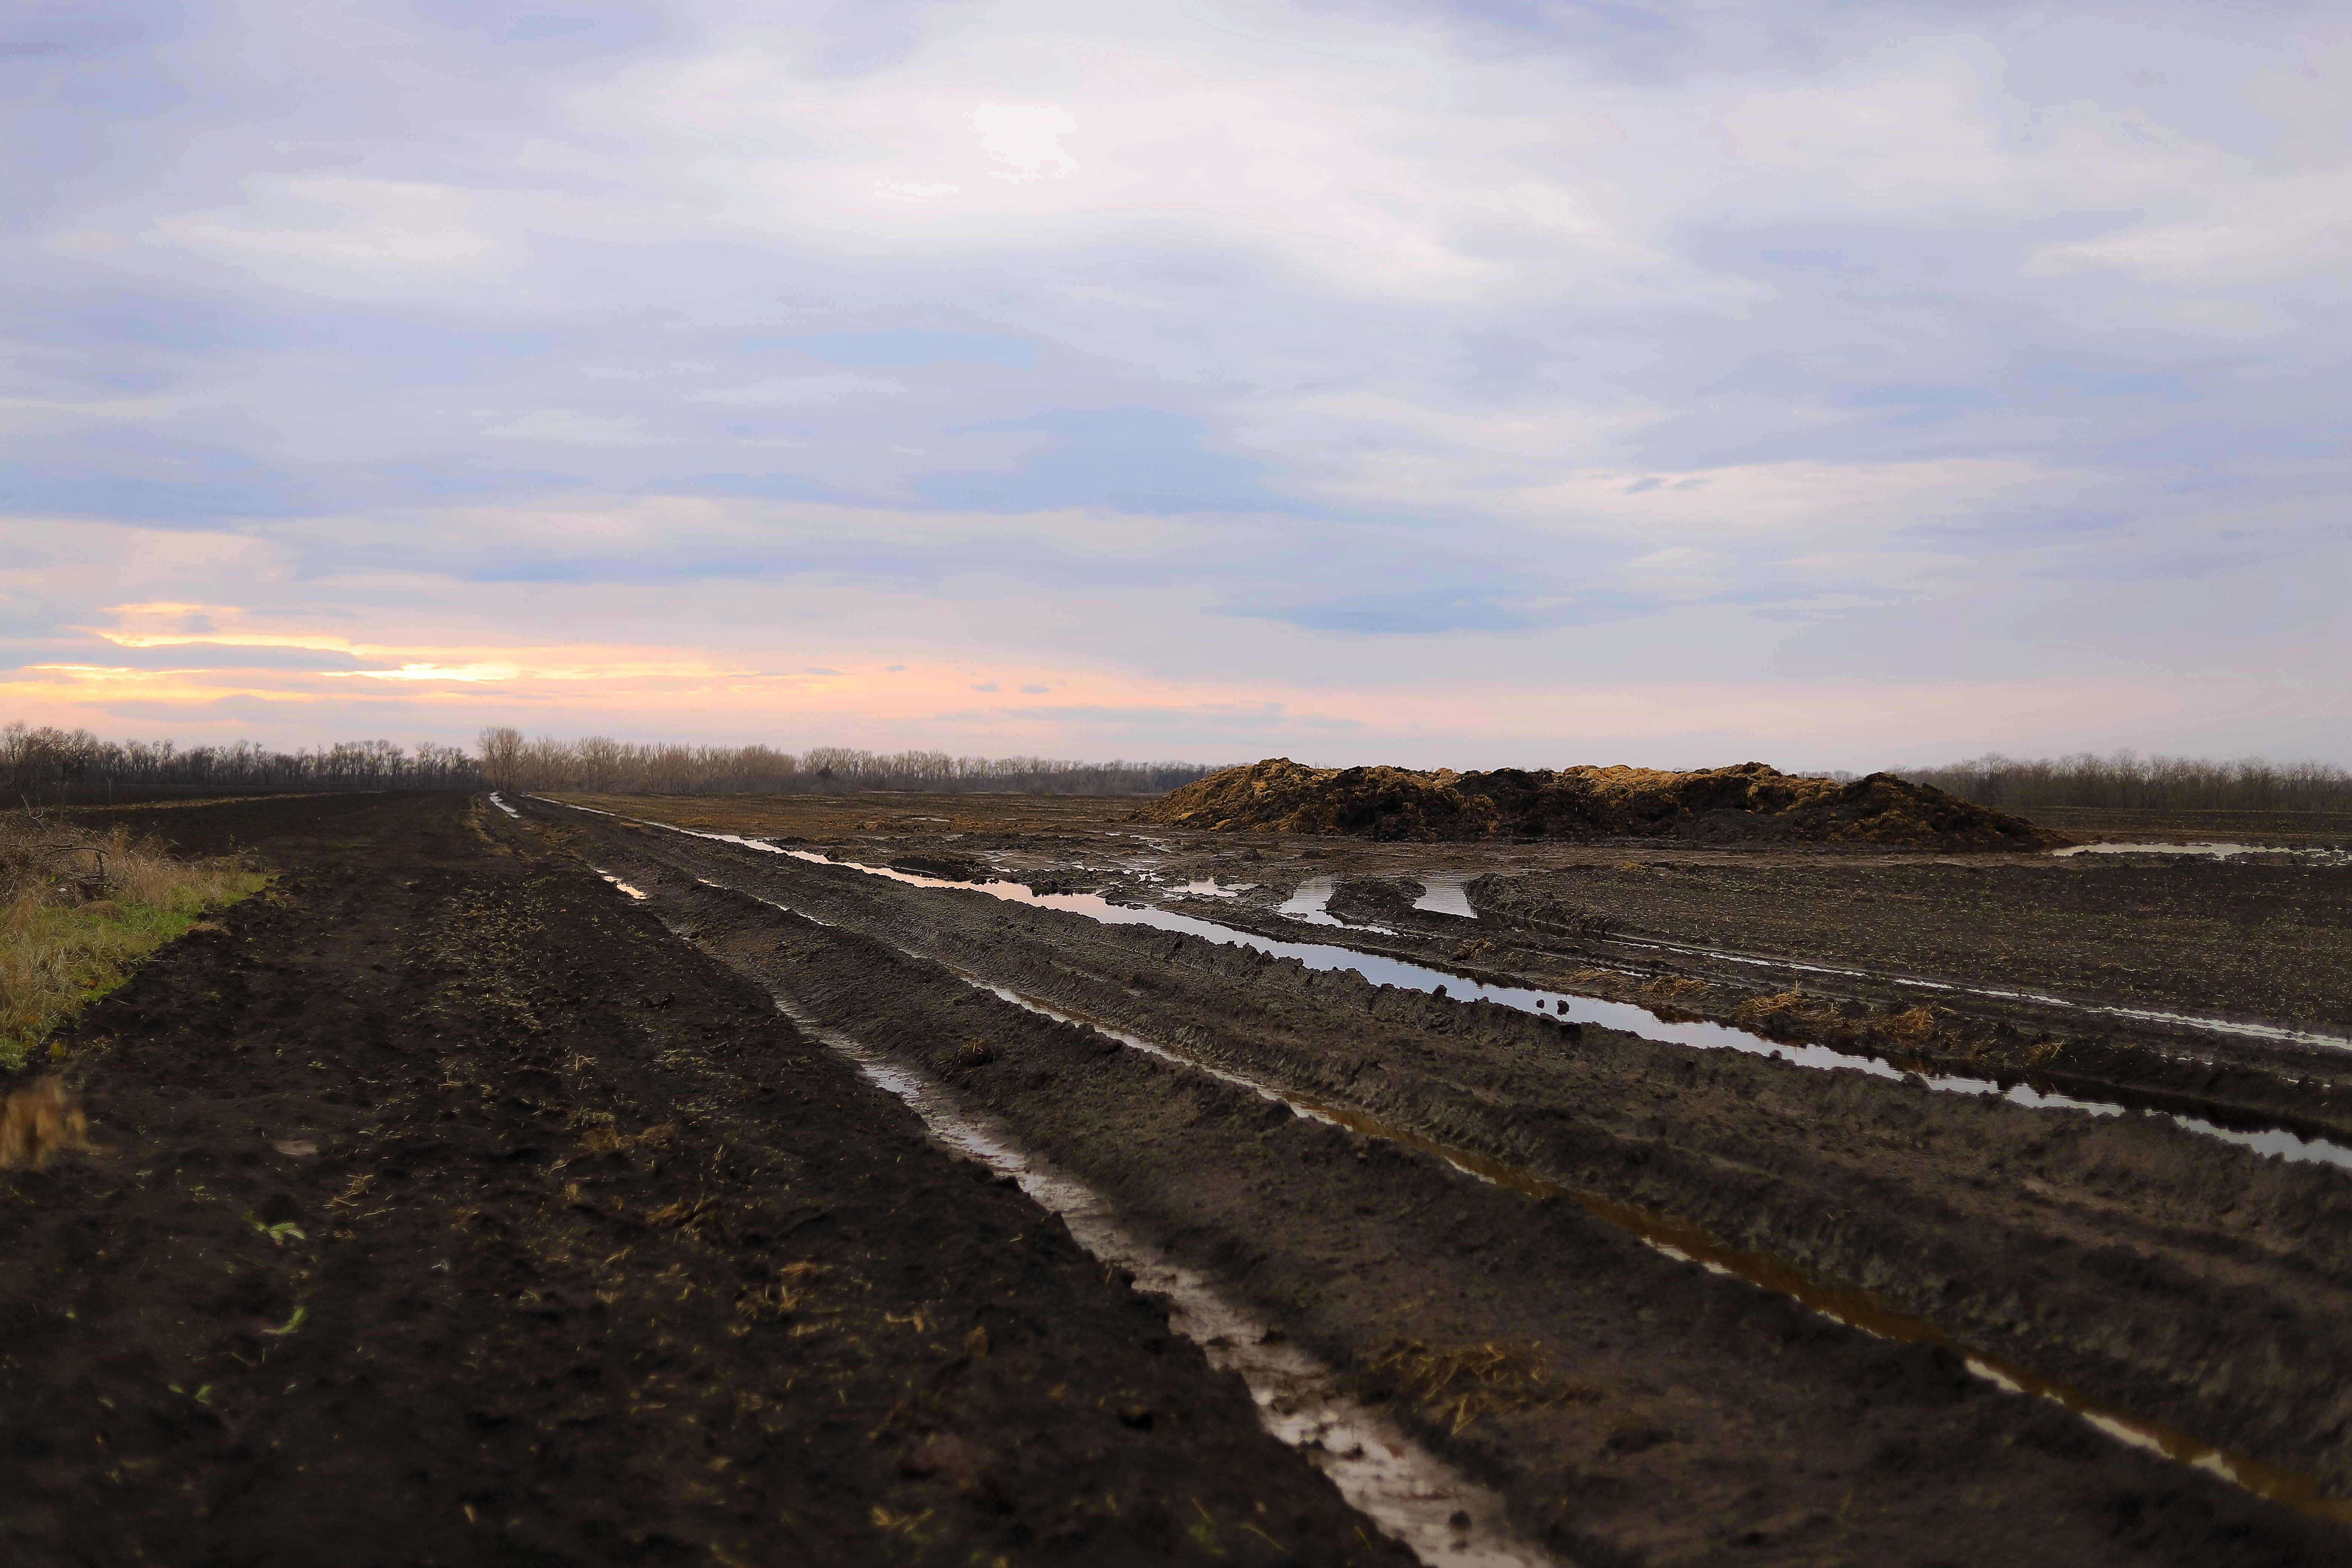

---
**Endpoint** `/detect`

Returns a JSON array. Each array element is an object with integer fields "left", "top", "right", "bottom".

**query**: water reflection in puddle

[
  {"left": 1276, "top": 876, "right": 1342, "bottom": 924},
  {"left": 487, "top": 792, "right": 521, "bottom": 818},
  {"left": 586, "top": 867, "right": 649, "bottom": 900},
  {"left": 772, "top": 997, "right": 1549, "bottom": 1568},
  {"left": 528, "top": 800, "right": 2352, "bottom": 1173},
  {"left": 1412, "top": 878, "right": 1478, "bottom": 919}
]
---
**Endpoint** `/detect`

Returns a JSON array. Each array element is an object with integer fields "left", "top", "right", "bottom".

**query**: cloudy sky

[{"left": 5, "top": 0, "right": 2347, "bottom": 769}]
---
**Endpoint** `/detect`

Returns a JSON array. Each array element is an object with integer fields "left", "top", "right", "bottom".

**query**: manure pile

[{"left": 1133, "top": 757, "right": 2060, "bottom": 849}]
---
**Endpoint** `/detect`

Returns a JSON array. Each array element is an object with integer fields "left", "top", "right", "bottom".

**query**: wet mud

[
  {"left": 0, "top": 794, "right": 1418, "bottom": 1567},
  {"left": 535, "top": 796, "right": 2352, "bottom": 1563}
]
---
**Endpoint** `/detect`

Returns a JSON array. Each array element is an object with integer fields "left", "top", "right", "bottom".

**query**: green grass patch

[{"left": 1, "top": 873, "right": 270, "bottom": 1071}]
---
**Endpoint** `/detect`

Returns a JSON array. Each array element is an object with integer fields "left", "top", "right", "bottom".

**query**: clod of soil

[
  {"left": 0, "top": 1078, "right": 86, "bottom": 1169},
  {"left": 1325, "top": 877, "right": 1427, "bottom": 925},
  {"left": 1135, "top": 758, "right": 2062, "bottom": 849}
]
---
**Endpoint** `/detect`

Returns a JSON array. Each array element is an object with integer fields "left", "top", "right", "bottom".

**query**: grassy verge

[{"left": 1, "top": 823, "right": 269, "bottom": 1072}]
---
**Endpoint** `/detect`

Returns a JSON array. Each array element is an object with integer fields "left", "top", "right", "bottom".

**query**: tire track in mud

[
  {"left": 564, "top": 809, "right": 2352, "bottom": 1505},
  {"left": 536, "top": 802, "right": 2352, "bottom": 1565},
  {"left": 548, "top": 796, "right": 2352, "bottom": 1162},
  {"left": 772, "top": 995, "right": 1553, "bottom": 1568}
]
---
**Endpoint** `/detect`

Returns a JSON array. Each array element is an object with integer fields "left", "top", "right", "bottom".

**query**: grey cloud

[{"left": 2, "top": 0, "right": 2346, "bottom": 755}]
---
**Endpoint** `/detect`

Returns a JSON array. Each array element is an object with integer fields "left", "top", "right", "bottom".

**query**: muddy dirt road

[
  {"left": 11, "top": 785, "right": 2350, "bottom": 1567},
  {"left": 1, "top": 794, "right": 1420, "bottom": 1567},
  {"left": 513, "top": 791, "right": 2352, "bottom": 1565}
]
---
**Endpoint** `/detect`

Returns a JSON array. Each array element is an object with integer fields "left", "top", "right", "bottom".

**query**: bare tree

[{"left": 477, "top": 726, "right": 526, "bottom": 791}]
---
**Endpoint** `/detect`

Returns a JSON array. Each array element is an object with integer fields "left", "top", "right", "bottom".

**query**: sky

[{"left": 4, "top": 0, "right": 2348, "bottom": 770}]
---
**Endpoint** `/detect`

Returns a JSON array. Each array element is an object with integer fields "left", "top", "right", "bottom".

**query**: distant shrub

[{"left": 0, "top": 719, "right": 1219, "bottom": 800}]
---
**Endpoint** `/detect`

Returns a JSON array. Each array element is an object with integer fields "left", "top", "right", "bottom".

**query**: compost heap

[{"left": 1133, "top": 758, "right": 2061, "bottom": 849}]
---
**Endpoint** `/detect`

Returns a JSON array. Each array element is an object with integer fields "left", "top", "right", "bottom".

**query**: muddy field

[
  {"left": 0, "top": 794, "right": 1416, "bottom": 1567},
  {"left": 7, "top": 787, "right": 2351, "bottom": 1566}
]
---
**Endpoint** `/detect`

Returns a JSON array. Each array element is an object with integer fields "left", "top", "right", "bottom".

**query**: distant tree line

[
  {"left": 4, "top": 723, "right": 478, "bottom": 793},
  {"left": 1895, "top": 752, "right": 2352, "bottom": 812},
  {"left": 1, "top": 721, "right": 1221, "bottom": 799},
  {"left": 472, "top": 728, "right": 1219, "bottom": 796}
]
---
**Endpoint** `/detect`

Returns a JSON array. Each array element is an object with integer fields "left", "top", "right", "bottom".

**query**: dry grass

[
  {"left": 0, "top": 811, "right": 268, "bottom": 1071},
  {"left": 579, "top": 1121, "right": 674, "bottom": 1153},
  {"left": 0, "top": 1078, "right": 90, "bottom": 1169},
  {"left": 737, "top": 1261, "right": 825, "bottom": 1321},
  {"left": 1735, "top": 989, "right": 1820, "bottom": 1022},
  {"left": 1360, "top": 1338, "right": 1600, "bottom": 1434},
  {"left": 1883, "top": 1004, "right": 1939, "bottom": 1041},
  {"left": 1642, "top": 975, "right": 1709, "bottom": 999},
  {"left": 1735, "top": 989, "right": 1940, "bottom": 1046}
]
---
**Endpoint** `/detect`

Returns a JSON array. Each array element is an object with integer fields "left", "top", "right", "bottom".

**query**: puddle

[
  {"left": 1276, "top": 877, "right": 1344, "bottom": 925},
  {"left": 525, "top": 798, "right": 2352, "bottom": 1173},
  {"left": 586, "top": 867, "right": 649, "bottom": 901},
  {"left": 767, "top": 996, "right": 1550, "bottom": 1568},
  {"left": 1411, "top": 879, "right": 1478, "bottom": 919},
  {"left": 487, "top": 792, "right": 520, "bottom": 818},
  {"left": 2053, "top": 842, "right": 2351, "bottom": 863}
]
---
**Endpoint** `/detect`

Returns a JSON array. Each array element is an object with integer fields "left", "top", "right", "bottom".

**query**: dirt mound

[{"left": 1134, "top": 758, "right": 2062, "bottom": 850}]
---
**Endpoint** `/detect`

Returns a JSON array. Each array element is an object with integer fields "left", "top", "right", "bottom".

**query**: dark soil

[
  {"left": 1134, "top": 760, "right": 2058, "bottom": 850},
  {"left": 1463, "top": 854, "right": 2352, "bottom": 1037},
  {"left": 0, "top": 793, "right": 1416, "bottom": 1568},
  {"left": 544, "top": 800, "right": 2352, "bottom": 1565}
]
